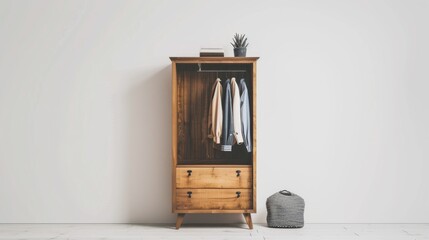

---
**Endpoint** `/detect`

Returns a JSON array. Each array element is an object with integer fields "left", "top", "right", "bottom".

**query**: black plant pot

[{"left": 234, "top": 48, "right": 247, "bottom": 57}]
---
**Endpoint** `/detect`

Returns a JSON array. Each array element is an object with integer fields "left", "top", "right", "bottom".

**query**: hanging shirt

[
  {"left": 208, "top": 78, "right": 223, "bottom": 144},
  {"left": 231, "top": 78, "right": 244, "bottom": 144},
  {"left": 219, "top": 79, "right": 234, "bottom": 151},
  {"left": 239, "top": 78, "right": 252, "bottom": 152}
]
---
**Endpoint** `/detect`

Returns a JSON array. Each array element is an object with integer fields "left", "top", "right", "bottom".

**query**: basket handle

[{"left": 279, "top": 190, "right": 292, "bottom": 196}]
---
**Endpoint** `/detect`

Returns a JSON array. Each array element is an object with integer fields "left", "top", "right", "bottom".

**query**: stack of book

[{"left": 200, "top": 48, "right": 224, "bottom": 57}]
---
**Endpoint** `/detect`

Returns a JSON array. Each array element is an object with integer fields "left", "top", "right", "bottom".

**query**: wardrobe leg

[
  {"left": 243, "top": 213, "right": 253, "bottom": 229},
  {"left": 176, "top": 214, "right": 185, "bottom": 229}
]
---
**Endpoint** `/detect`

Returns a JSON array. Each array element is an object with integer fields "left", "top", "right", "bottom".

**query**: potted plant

[{"left": 231, "top": 33, "right": 249, "bottom": 57}]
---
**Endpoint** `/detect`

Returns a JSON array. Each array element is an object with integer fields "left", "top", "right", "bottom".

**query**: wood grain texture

[
  {"left": 170, "top": 57, "right": 259, "bottom": 63},
  {"left": 252, "top": 61, "right": 257, "bottom": 212},
  {"left": 175, "top": 214, "right": 185, "bottom": 229},
  {"left": 172, "top": 62, "right": 177, "bottom": 212},
  {"left": 176, "top": 167, "right": 252, "bottom": 189},
  {"left": 176, "top": 189, "right": 252, "bottom": 210},
  {"left": 243, "top": 213, "right": 253, "bottom": 229},
  {"left": 171, "top": 57, "right": 258, "bottom": 221},
  {"left": 175, "top": 63, "right": 253, "bottom": 165},
  {"left": 177, "top": 164, "right": 251, "bottom": 168},
  {"left": 174, "top": 209, "right": 255, "bottom": 213}
]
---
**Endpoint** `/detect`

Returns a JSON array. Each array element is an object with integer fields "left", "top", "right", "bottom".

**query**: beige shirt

[
  {"left": 208, "top": 78, "right": 223, "bottom": 144},
  {"left": 231, "top": 78, "right": 244, "bottom": 144}
]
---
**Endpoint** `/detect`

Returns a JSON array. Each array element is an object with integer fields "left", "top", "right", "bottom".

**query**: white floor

[{"left": 0, "top": 224, "right": 428, "bottom": 240}]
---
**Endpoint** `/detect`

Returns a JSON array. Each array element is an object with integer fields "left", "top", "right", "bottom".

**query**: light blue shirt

[{"left": 239, "top": 79, "right": 252, "bottom": 152}]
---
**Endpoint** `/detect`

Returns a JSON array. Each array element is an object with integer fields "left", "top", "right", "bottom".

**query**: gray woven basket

[{"left": 266, "top": 190, "right": 305, "bottom": 228}]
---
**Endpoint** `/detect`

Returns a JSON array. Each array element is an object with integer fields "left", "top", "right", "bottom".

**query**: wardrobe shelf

[
  {"left": 177, "top": 164, "right": 252, "bottom": 168},
  {"left": 170, "top": 57, "right": 259, "bottom": 63}
]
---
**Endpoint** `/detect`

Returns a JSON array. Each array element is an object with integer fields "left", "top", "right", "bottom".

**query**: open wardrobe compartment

[{"left": 170, "top": 57, "right": 259, "bottom": 229}]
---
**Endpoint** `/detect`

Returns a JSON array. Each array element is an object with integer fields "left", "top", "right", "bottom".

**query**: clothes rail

[{"left": 197, "top": 63, "right": 247, "bottom": 73}]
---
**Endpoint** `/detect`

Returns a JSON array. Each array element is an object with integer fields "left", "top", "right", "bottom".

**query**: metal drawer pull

[
  {"left": 187, "top": 191, "right": 192, "bottom": 198},
  {"left": 236, "top": 170, "right": 241, "bottom": 177},
  {"left": 236, "top": 191, "right": 241, "bottom": 198},
  {"left": 187, "top": 170, "right": 192, "bottom": 176}
]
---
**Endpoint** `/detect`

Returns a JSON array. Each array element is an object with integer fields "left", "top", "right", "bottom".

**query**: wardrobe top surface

[{"left": 170, "top": 57, "right": 259, "bottom": 63}]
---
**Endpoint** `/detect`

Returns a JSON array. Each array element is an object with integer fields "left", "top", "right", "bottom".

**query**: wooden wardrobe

[{"left": 171, "top": 57, "right": 258, "bottom": 229}]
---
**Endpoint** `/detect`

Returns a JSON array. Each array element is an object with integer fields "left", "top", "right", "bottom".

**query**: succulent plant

[{"left": 231, "top": 33, "right": 249, "bottom": 49}]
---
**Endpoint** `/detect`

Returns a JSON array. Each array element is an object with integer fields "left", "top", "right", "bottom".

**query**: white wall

[{"left": 1, "top": 0, "right": 428, "bottom": 224}]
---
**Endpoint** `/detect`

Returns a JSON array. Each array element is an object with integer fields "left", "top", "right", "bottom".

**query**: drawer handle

[
  {"left": 187, "top": 191, "right": 192, "bottom": 198},
  {"left": 236, "top": 170, "right": 241, "bottom": 177},
  {"left": 187, "top": 170, "right": 192, "bottom": 177},
  {"left": 236, "top": 191, "right": 241, "bottom": 198}
]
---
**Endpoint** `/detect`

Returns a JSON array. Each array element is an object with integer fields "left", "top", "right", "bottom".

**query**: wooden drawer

[
  {"left": 176, "top": 189, "right": 252, "bottom": 210},
  {"left": 176, "top": 167, "right": 252, "bottom": 189}
]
